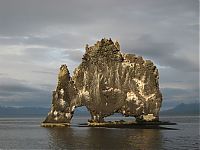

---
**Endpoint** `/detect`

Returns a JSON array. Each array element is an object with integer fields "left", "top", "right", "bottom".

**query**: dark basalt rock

[{"left": 42, "top": 38, "right": 162, "bottom": 126}]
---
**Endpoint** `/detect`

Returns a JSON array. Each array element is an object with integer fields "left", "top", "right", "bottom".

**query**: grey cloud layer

[
  {"left": 0, "top": 77, "right": 51, "bottom": 106},
  {"left": 0, "top": 0, "right": 198, "bottom": 108}
]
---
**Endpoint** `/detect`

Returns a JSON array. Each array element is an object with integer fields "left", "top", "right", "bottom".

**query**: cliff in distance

[{"left": 42, "top": 38, "right": 162, "bottom": 126}]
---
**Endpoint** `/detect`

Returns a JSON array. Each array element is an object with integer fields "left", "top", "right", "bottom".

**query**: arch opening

[{"left": 71, "top": 106, "right": 90, "bottom": 125}]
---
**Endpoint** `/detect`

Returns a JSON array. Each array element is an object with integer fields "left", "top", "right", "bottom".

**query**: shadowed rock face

[{"left": 42, "top": 38, "right": 162, "bottom": 125}]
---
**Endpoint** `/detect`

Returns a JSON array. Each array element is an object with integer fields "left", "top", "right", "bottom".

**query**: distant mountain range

[
  {"left": 0, "top": 103, "right": 199, "bottom": 117},
  {"left": 0, "top": 106, "right": 49, "bottom": 117},
  {"left": 0, "top": 106, "right": 90, "bottom": 117},
  {"left": 160, "top": 103, "right": 199, "bottom": 116}
]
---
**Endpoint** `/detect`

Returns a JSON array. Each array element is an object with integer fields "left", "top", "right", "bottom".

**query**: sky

[{"left": 0, "top": 0, "right": 198, "bottom": 110}]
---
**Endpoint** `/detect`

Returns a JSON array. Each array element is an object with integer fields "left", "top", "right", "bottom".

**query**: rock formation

[{"left": 42, "top": 38, "right": 162, "bottom": 126}]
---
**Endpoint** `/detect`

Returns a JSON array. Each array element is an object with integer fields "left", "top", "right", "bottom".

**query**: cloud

[
  {"left": 123, "top": 34, "right": 199, "bottom": 72},
  {"left": 0, "top": 77, "right": 52, "bottom": 107},
  {"left": 62, "top": 49, "right": 84, "bottom": 62},
  {"left": 161, "top": 88, "right": 199, "bottom": 101},
  {"left": 31, "top": 70, "right": 57, "bottom": 75},
  {"left": 0, "top": 73, "right": 8, "bottom": 76}
]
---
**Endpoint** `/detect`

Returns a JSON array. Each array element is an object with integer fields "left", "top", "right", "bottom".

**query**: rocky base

[
  {"left": 86, "top": 121, "right": 177, "bottom": 129},
  {"left": 41, "top": 120, "right": 177, "bottom": 129},
  {"left": 41, "top": 123, "right": 70, "bottom": 127},
  {"left": 88, "top": 121, "right": 176, "bottom": 126}
]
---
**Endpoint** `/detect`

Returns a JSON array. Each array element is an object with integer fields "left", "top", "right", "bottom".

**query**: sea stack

[{"left": 42, "top": 38, "right": 162, "bottom": 127}]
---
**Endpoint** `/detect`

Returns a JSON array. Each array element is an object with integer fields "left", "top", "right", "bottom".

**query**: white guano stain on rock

[
  {"left": 72, "top": 106, "right": 76, "bottom": 111},
  {"left": 53, "top": 110, "right": 58, "bottom": 116},
  {"left": 60, "top": 89, "right": 64, "bottom": 95},
  {"left": 65, "top": 113, "right": 71, "bottom": 118},
  {"left": 79, "top": 88, "right": 90, "bottom": 100},
  {"left": 60, "top": 99, "right": 66, "bottom": 106},
  {"left": 126, "top": 92, "right": 138, "bottom": 102}
]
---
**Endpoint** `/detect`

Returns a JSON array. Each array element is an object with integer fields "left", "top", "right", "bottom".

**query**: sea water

[{"left": 0, "top": 116, "right": 199, "bottom": 149}]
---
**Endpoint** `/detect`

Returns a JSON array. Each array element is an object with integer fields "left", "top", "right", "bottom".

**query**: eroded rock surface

[{"left": 42, "top": 38, "right": 162, "bottom": 125}]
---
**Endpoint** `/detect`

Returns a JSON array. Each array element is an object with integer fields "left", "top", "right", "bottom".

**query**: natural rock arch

[{"left": 42, "top": 38, "right": 162, "bottom": 126}]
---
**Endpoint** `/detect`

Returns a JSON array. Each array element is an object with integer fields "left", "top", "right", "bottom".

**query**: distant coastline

[
  {"left": 0, "top": 103, "right": 199, "bottom": 117},
  {"left": 160, "top": 103, "right": 199, "bottom": 116},
  {"left": 0, "top": 106, "right": 49, "bottom": 117}
]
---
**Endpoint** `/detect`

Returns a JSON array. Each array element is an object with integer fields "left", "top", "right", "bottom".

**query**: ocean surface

[{"left": 0, "top": 115, "right": 199, "bottom": 150}]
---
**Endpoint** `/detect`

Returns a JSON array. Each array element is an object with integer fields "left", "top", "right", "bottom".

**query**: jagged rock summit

[{"left": 42, "top": 38, "right": 162, "bottom": 126}]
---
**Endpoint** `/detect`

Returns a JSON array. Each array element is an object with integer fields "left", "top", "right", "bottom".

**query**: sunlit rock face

[
  {"left": 42, "top": 38, "right": 162, "bottom": 125},
  {"left": 43, "top": 65, "right": 78, "bottom": 124}
]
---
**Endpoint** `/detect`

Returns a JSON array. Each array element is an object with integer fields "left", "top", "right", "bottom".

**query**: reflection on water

[
  {"left": 46, "top": 126, "right": 162, "bottom": 149},
  {"left": 127, "top": 129, "right": 162, "bottom": 149}
]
